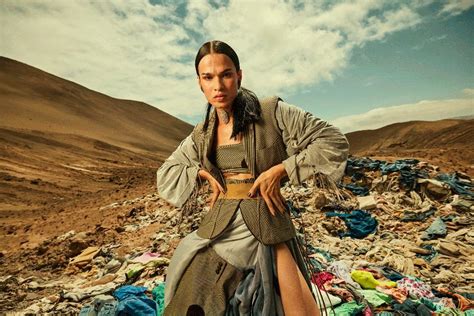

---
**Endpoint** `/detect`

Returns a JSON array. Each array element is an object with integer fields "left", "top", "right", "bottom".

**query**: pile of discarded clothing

[
  {"left": 12, "top": 157, "right": 473, "bottom": 315},
  {"left": 286, "top": 157, "right": 473, "bottom": 315},
  {"left": 19, "top": 249, "right": 169, "bottom": 315}
]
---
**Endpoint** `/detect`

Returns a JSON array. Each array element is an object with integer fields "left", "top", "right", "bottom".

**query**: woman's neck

[{"left": 216, "top": 108, "right": 233, "bottom": 125}]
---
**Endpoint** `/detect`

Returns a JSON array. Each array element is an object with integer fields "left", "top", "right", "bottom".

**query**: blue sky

[
  {"left": 1, "top": 0, "right": 473, "bottom": 132},
  {"left": 302, "top": 3, "right": 473, "bottom": 120}
]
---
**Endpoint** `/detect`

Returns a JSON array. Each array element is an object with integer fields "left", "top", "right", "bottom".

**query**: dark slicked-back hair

[{"left": 195, "top": 40, "right": 261, "bottom": 139}]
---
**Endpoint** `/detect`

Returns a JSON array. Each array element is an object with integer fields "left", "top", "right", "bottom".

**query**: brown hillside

[
  {"left": 0, "top": 56, "right": 192, "bottom": 154},
  {"left": 346, "top": 119, "right": 474, "bottom": 175},
  {"left": 0, "top": 57, "right": 193, "bottom": 256}
]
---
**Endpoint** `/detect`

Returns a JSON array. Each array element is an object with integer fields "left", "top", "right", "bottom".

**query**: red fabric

[{"left": 312, "top": 271, "right": 334, "bottom": 289}]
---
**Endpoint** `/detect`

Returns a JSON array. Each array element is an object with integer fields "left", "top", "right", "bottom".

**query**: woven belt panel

[{"left": 218, "top": 182, "right": 255, "bottom": 200}]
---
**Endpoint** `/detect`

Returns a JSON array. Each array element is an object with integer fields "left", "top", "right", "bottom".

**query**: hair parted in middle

[{"left": 195, "top": 40, "right": 261, "bottom": 139}]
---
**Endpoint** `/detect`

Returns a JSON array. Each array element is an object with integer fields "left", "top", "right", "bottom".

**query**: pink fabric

[
  {"left": 363, "top": 306, "right": 373, "bottom": 316},
  {"left": 131, "top": 252, "right": 161, "bottom": 264},
  {"left": 397, "top": 276, "right": 434, "bottom": 300},
  {"left": 312, "top": 272, "right": 355, "bottom": 302}
]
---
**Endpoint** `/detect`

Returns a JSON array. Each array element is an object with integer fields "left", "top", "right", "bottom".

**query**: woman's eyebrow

[{"left": 200, "top": 68, "right": 233, "bottom": 76}]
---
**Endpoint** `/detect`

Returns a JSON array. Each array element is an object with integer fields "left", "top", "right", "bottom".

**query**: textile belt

[{"left": 217, "top": 182, "right": 257, "bottom": 199}]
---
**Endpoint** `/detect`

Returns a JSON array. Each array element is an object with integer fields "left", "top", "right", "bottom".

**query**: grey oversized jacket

[{"left": 156, "top": 100, "right": 349, "bottom": 208}]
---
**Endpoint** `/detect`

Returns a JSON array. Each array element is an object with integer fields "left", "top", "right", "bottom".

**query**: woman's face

[{"left": 197, "top": 53, "right": 242, "bottom": 111}]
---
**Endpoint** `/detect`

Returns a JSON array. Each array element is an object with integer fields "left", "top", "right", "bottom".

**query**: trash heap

[
  {"left": 5, "top": 157, "right": 473, "bottom": 315},
  {"left": 285, "top": 157, "right": 473, "bottom": 315}
]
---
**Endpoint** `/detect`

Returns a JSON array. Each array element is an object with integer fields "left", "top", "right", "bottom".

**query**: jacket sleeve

[
  {"left": 156, "top": 133, "right": 201, "bottom": 208},
  {"left": 276, "top": 100, "right": 349, "bottom": 185}
]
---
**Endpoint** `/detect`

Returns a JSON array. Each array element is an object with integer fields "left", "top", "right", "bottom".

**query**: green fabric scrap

[
  {"left": 152, "top": 282, "right": 166, "bottom": 316},
  {"left": 420, "top": 297, "right": 441, "bottom": 312},
  {"left": 464, "top": 309, "right": 474, "bottom": 316},
  {"left": 327, "top": 301, "right": 365, "bottom": 316},
  {"left": 360, "top": 289, "right": 392, "bottom": 307},
  {"left": 437, "top": 307, "right": 465, "bottom": 315},
  {"left": 126, "top": 266, "right": 145, "bottom": 279}
]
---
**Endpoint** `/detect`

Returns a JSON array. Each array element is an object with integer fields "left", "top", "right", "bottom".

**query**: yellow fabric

[{"left": 351, "top": 270, "right": 397, "bottom": 289}]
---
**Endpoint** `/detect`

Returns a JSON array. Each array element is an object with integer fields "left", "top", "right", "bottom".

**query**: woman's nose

[{"left": 213, "top": 77, "right": 224, "bottom": 91}]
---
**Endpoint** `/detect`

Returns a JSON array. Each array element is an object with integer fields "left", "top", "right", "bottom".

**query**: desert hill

[
  {"left": 0, "top": 56, "right": 192, "bottom": 154},
  {"left": 0, "top": 57, "right": 192, "bottom": 254},
  {"left": 345, "top": 118, "right": 474, "bottom": 175}
]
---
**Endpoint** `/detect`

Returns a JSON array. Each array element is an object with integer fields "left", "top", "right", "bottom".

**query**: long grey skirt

[{"left": 164, "top": 207, "right": 311, "bottom": 315}]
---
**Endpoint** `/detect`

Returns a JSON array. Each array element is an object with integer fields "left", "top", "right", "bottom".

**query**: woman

[{"left": 157, "top": 40, "right": 349, "bottom": 315}]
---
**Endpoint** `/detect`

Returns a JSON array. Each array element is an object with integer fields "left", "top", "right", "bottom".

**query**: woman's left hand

[{"left": 248, "top": 163, "right": 287, "bottom": 216}]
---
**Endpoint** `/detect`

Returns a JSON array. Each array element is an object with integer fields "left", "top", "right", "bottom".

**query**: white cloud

[
  {"left": 306, "top": 2, "right": 421, "bottom": 45},
  {"left": 0, "top": 0, "right": 469, "bottom": 118},
  {"left": 0, "top": 0, "right": 199, "bottom": 116},
  {"left": 440, "top": 0, "right": 474, "bottom": 16},
  {"left": 463, "top": 88, "right": 474, "bottom": 95},
  {"left": 330, "top": 97, "right": 474, "bottom": 133}
]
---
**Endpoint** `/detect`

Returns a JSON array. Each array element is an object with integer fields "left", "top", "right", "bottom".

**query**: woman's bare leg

[
  {"left": 296, "top": 261, "right": 321, "bottom": 316},
  {"left": 275, "top": 243, "right": 320, "bottom": 316}
]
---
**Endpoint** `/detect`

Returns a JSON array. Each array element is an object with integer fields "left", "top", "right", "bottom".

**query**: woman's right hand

[{"left": 198, "top": 169, "right": 225, "bottom": 208}]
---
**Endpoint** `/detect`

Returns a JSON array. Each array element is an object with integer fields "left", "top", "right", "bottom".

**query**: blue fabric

[
  {"left": 401, "top": 207, "right": 436, "bottom": 222},
  {"left": 421, "top": 217, "right": 447, "bottom": 240},
  {"left": 351, "top": 171, "right": 365, "bottom": 181},
  {"left": 114, "top": 285, "right": 157, "bottom": 316},
  {"left": 393, "top": 299, "right": 431, "bottom": 316},
  {"left": 379, "top": 159, "right": 427, "bottom": 190},
  {"left": 286, "top": 200, "right": 303, "bottom": 218},
  {"left": 416, "top": 244, "right": 438, "bottom": 262},
  {"left": 325, "top": 209, "right": 378, "bottom": 239},
  {"left": 306, "top": 244, "right": 333, "bottom": 261},
  {"left": 343, "top": 183, "right": 369, "bottom": 196},
  {"left": 345, "top": 157, "right": 383, "bottom": 173},
  {"left": 79, "top": 304, "right": 96, "bottom": 316},
  {"left": 79, "top": 297, "right": 117, "bottom": 316},
  {"left": 436, "top": 173, "right": 474, "bottom": 198},
  {"left": 379, "top": 266, "right": 405, "bottom": 282},
  {"left": 379, "top": 159, "right": 419, "bottom": 174},
  {"left": 345, "top": 157, "right": 430, "bottom": 191},
  {"left": 97, "top": 301, "right": 117, "bottom": 316}
]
